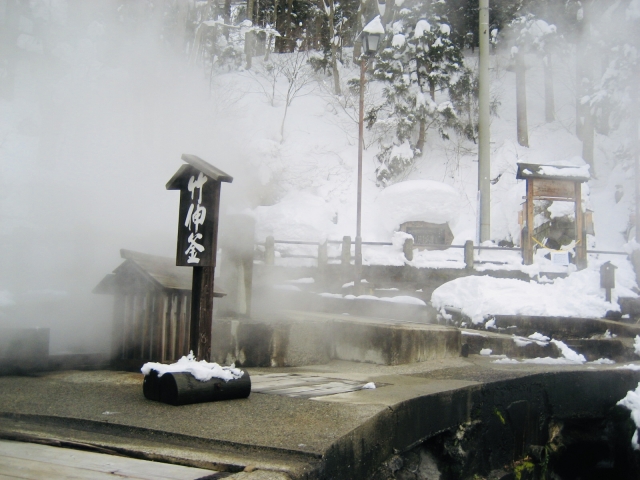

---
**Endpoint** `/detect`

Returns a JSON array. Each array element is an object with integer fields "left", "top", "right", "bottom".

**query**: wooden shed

[
  {"left": 94, "top": 249, "right": 225, "bottom": 366},
  {"left": 516, "top": 163, "right": 591, "bottom": 268}
]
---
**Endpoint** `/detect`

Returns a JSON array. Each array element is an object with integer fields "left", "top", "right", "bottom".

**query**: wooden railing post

[
  {"left": 265, "top": 236, "right": 275, "bottom": 266},
  {"left": 317, "top": 241, "right": 328, "bottom": 286},
  {"left": 318, "top": 241, "right": 328, "bottom": 269},
  {"left": 403, "top": 238, "right": 414, "bottom": 261},
  {"left": 464, "top": 240, "right": 474, "bottom": 270},
  {"left": 341, "top": 236, "right": 351, "bottom": 266}
]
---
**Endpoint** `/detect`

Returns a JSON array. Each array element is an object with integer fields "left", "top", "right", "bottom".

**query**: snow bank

[
  {"left": 617, "top": 382, "right": 640, "bottom": 449},
  {"left": 374, "top": 180, "right": 460, "bottom": 234},
  {"left": 254, "top": 191, "right": 336, "bottom": 242},
  {"left": 431, "top": 268, "right": 619, "bottom": 324},
  {"left": 141, "top": 352, "right": 244, "bottom": 382}
]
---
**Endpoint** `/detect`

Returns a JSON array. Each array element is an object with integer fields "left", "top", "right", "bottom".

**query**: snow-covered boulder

[{"left": 374, "top": 180, "right": 461, "bottom": 234}]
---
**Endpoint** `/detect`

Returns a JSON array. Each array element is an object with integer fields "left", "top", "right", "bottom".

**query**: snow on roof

[
  {"left": 363, "top": 15, "right": 385, "bottom": 35},
  {"left": 374, "top": 180, "right": 461, "bottom": 233},
  {"left": 93, "top": 249, "right": 226, "bottom": 295},
  {"left": 166, "top": 154, "right": 233, "bottom": 190},
  {"left": 516, "top": 163, "right": 590, "bottom": 182}
]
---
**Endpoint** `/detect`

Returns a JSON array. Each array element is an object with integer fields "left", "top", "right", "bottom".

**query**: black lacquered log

[
  {"left": 153, "top": 371, "right": 251, "bottom": 406},
  {"left": 142, "top": 370, "right": 161, "bottom": 401}
]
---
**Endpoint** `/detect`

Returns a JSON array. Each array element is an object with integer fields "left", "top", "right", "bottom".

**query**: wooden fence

[{"left": 258, "top": 236, "right": 629, "bottom": 270}]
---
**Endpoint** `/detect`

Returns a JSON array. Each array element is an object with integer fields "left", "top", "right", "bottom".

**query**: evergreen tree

[{"left": 370, "top": 0, "right": 465, "bottom": 186}]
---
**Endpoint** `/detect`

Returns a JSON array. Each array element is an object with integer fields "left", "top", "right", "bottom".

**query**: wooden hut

[
  {"left": 516, "top": 163, "right": 591, "bottom": 268},
  {"left": 94, "top": 249, "right": 225, "bottom": 366}
]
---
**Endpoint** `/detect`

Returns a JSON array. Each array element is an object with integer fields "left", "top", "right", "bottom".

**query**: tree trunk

[
  {"left": 416, "top": 120, "right": 426, "bottom": 154},
  {"left": 245, "top": 32, "right": 254, "bottom": 69},
  {"left": 382, "top": 0, "right": 394, "bottom": 25},
  {"left": 284, "top": 0, "right": 294, "bottom": 51},
  {"left": 515, "top": 49, "right": 529, "bottom": 147},
  {"left": 247, "top": 0, "right": 255, "bottom": 22},
  {"left": 582, "top": 105, "right": 595, "bottom": 175},
  {"left": 224, "top": 0, "right": 231, "bottom": 39},
  {"left": 328, "top": 0, "right": 341, "bottom": 95},
  {"left": 544, "top": 54, "right": 555, "bottom": 123}
]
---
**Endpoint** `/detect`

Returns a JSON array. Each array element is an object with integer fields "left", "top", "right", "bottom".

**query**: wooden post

[
  {"left": 341, "top": 236, "right": 351, "bottom": 266},
  {"left": 167, "top": 155, "right": 233, "bottom": 362},
  {"left": 190, "top": 266, "right": 215, "bottom": 361},
  {"left": 342, "top": 235, "right": 351, "bottom": 283},
  {"left": 523, "top": 179, "right": 534, "bottom": 265},
  {"left": 464, "top": 240, "right": 474, "bottom": 270},
  {"left": 265, "top": 236, "right": 275, "bottom": 266},
  {"left": 575, "top": 182, "right": 587, "bottom": 269},
  {"left": 403, "top": 238, "right": 414, "bottom": 261},
  {"left": 317, "top": 241, "right": 328, "bottom": 288}
]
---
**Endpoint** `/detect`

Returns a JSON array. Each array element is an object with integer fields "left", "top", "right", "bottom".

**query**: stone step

[
  {"left": 461, "top": 329, "right": 561, "bottom": 359},
  {"left": 461, "top": 328, "right": 638, "bottom": 362},
  {"left": 488, "top": 315, "right": 640, "bottom": 340},
  {"left": 211, "top": 311, "right": 460, "bottom": 367}
]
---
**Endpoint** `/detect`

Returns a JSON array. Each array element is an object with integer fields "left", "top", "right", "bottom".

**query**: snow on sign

[{"left": 166, "top": 155, "right": 233, "bottom": 267}]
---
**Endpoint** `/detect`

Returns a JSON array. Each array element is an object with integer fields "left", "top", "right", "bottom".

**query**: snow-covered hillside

[{"left": 0, "top": 1, "right": 638, "bottom": 352}]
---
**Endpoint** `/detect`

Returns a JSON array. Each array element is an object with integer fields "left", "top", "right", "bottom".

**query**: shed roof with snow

[
  {"left": 93, "top": 249, "right": 225, "bottom": 296},
  {"left": 516, "top": 163, "right": 590, "bottom": 183}
]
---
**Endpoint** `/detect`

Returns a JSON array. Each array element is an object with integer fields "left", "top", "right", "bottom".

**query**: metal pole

[
  {"left": 478, "top": 0, "right": 491, "bottom": 242},
  {"left": 355, "top": 55, "right": 366, "bottom": 293}
]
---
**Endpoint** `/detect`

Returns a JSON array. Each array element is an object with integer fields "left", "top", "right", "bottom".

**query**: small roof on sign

[
  {"left": 93, "top": 249, "right": 226, "bottom": 296},
  {"left": 166, "top": 154, "right": 233, "bottom": 190},
  {"left": 516, "top": 163, "right": 590, "bottom": 182}
]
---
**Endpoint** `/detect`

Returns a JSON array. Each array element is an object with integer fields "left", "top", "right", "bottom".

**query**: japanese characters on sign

[
  {"left": 184, "top": 172, "right": 208, "bottom": 264},
  {"left": 174, "top": 167, "right": 217, "bottom": 267},
  {"left": 168, "top": 155, "right": 231, "bottom": 268}
]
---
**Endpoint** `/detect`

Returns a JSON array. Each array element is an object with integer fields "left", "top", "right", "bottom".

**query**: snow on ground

[
  {"left": 617, "top": 382, "right": 640, "bottom": 449},
  {"left": 431, "top": 264, "right": 636, "bottom": 324}
]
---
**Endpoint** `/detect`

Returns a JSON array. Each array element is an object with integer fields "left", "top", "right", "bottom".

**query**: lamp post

[{"left": 355, "top": 17, "right": 383, "bottom": 294}]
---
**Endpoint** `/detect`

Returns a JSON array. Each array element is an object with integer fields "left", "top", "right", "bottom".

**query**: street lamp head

[
  {"left": 363, "top": 32, "right": 381, "bottom": 55},
  {"left": 361, "top": 15, "right": 384, "bottom": 56}
]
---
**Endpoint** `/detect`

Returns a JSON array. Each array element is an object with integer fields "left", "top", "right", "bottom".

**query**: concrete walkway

[{"left": 0, "top": 356, "right": 639, "bottom": 479}]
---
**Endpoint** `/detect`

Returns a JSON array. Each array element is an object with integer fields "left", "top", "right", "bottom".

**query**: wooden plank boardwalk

[
  {"left": 251, "top": 373, "right": 366, "bottom": 398},
  {"left": 0, "top": 440, "right": 218, "bottom": 479}
]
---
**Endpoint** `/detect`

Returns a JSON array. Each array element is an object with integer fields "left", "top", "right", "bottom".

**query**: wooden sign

[
  {"left": 175, "top": 168, "right": 219, "bottom": 267},
  {"left": 167, "top": 154, "right": 232, "bottom": 361},
  {"left": 532, "top": 179, "right": 575, "bottom": 200}
]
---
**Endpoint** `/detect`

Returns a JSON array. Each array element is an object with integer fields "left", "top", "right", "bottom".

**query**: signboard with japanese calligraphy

[
  {"left": 167, "top": 154, "right": 233, "bottom": 361},
  {"left": 167, "top": 155, "right": 233, "bottom": 267},
  {"left": 176, "top": 170, "right": 218, "bottom": 267}
]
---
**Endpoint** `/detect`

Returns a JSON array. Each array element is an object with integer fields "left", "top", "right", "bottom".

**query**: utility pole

[{"left": 478, "top": 0, "right": 491, "bottom": 242}]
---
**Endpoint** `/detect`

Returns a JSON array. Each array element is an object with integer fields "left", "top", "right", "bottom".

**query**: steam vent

[{"left": 3, "top": 1, "right": 640, "bottom": 479}]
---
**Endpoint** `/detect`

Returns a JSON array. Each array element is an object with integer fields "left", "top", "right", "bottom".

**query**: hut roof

[
  {"left": 166, "top": 154, "right": 233, "bottom": 190},
  {"left": 93, "top": 249, "right": 225, "bottom": 296},
  {"left": 516, "top": 163, "right": 590, "bottom": 182}
]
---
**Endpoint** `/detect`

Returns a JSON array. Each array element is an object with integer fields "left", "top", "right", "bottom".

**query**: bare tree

[{"left": 277, "top": 48, "right": 315, "bottom": 140}]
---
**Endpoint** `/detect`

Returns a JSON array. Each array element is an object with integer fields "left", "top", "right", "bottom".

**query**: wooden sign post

[
  {"left": 516, "top": 163, "right": 590, "bottom": 269},
  {"left": 167, "top": 154, "right": 233, "bottom": 361}
]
